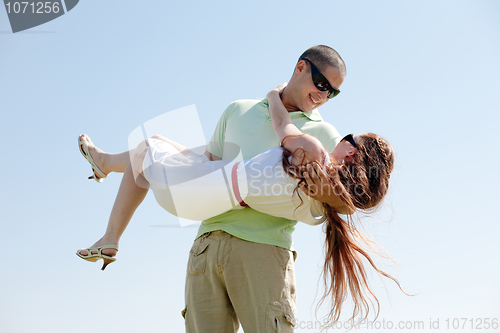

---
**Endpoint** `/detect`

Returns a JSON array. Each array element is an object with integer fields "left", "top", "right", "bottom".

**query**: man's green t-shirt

[{"left": 197, "top": 99, "right": 341, "bottom": 249}]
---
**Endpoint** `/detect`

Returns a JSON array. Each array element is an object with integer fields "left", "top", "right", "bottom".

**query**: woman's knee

[
  {"left": 151, "top": 134, "right": 166, "bottom": 141},
  {"left": 135, "top": 135, "right": 163, "bottom": 150}
]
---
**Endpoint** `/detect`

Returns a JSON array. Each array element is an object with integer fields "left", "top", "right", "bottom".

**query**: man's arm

[{"left": 204, "top": 150, "right": 222, "bottom": 161}]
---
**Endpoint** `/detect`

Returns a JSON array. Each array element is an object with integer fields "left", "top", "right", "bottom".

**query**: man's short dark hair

[{"left": 298, "top": 45, "right": 346, "bottom": 76}]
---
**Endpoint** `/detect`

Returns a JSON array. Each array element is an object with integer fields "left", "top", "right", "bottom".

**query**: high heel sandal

[
  {"left": 78, "top": 134, "right": 107, "bottom": 183},
  {"left": 76, "top": 244, "right": 119, "bottom": 271}
]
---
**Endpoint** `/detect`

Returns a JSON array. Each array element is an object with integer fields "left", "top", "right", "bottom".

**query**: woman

[{"left": 77, "top": 85, "right": 400, "bottom": 323}]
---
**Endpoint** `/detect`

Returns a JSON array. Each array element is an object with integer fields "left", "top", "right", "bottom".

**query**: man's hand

[
  {"left": 285, "top": 135, "right": 328, "bottom": 166},
  {"left": 204, "top": 150, "right": 222, "bottom": 161},
  {"left": 298, "top": 162, "right": 354, "bottom": 215}
]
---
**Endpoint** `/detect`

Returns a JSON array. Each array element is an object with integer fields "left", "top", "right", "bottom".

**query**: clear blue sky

[{"left": 1, "top": 1, "right": 499, "bottom": 332}]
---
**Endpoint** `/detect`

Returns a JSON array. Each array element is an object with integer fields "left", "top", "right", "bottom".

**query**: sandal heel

[{"left": 101, "top": 258, "right": 114, "bottom": 271}]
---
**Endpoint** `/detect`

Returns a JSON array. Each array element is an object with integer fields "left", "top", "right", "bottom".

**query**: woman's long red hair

[{"left": 282, "top": 133, "right": 406, "bottom": 328}]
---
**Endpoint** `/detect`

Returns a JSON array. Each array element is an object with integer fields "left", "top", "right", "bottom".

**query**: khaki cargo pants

[{"left": 182, "top": 231, "right": 297, "bottom": 332}]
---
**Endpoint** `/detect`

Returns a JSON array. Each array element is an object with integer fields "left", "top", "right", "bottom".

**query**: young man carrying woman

[{"left": 77, "top": 46, "right": 399, "bottom": 332}]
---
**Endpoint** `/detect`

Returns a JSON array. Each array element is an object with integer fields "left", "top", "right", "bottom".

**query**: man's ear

[{"left": 294, "top": 60, "right": 307, "bottom": 75}]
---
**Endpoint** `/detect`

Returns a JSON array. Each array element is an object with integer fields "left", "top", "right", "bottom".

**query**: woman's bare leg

[
  {"left": 78, "top": 163, "right": 149, "bottom": 257},
  {"left": 78, "top": 134, "right": 192, "bottom": 258},
  {"left": 79, "top": 134, "right": 194, "bottom": 176}
]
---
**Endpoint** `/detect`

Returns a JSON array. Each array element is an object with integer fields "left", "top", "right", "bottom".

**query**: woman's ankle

[{"left": 98, "top": 235, "right": 120, "bottom": 246}]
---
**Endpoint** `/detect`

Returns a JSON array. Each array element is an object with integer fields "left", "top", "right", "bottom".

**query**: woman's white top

[{"left": 142, "top": 139, "right": 327, "bottom": 225}]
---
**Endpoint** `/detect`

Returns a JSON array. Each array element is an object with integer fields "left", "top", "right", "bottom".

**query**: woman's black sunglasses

[
  {"left": 302, "top": 58, "right": 341, "bottom": 99},
  {"left": 341, "top": 134, "right": 358, "bottom": 148}
]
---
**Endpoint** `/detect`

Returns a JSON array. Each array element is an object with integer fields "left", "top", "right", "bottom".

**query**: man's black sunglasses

[
  {"left": 302, "top": 58, "right": 341, "bottom": 99},
  {"left": 341, "top": 134, "right": 358, "bottom": 149}
]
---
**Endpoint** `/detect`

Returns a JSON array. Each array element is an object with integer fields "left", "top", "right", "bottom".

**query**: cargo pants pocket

[
  {"left": 272, "top": 246, "right": 294, "bottom": 270},
  {"left": 266, "top": 301, "right": 297, "bottom": 332},
  {"left": 187, "top": 243, "right": 209, "bottom": 275}
]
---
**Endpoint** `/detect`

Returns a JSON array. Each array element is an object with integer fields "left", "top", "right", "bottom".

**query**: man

[{"left": 183, "top": 45, "right": 346, "bottom": 333}]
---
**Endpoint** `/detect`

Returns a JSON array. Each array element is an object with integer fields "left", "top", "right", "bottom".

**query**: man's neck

[{"left": 280, "top": 87, "right": 300, "bottom": 112}]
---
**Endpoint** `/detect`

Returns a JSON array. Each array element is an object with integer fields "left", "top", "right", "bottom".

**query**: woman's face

[{"left": 330, "top": 135, "right": 359, "bottom": 164}]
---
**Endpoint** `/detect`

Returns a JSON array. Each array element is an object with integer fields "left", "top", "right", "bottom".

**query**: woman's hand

[{"left": 266, "top": 82, "right": 287, "bottom": 101}]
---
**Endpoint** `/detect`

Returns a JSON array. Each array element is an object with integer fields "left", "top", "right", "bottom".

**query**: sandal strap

[
  {"left": 77, "top": 244, "right": 118, "bottom": 258},
  {"left": 98, "top": 244, "right": 119, "bottom": 251},
  {"left": 79, "top": 136, "right": 107, "bottom": 179}
]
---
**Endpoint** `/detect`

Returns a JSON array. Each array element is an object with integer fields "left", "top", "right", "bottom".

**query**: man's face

[{"left": 291, "top": 60, "right": 345, "bottom": 112}]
